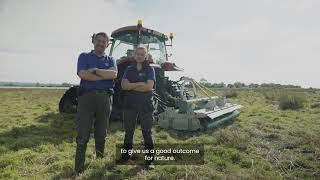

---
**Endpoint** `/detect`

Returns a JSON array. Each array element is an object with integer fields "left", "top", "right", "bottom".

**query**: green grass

[{"left": 0, "top": 88, "right": 320, "bottom": 179}]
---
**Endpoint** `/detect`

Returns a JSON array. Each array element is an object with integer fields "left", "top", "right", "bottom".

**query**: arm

[
  {"left": 132, "top": 66, "right": 156, "bottom": 92},
  {"left": 121, "top": 66, "right": 140, "bottom": 90},
  {"left": 95, "top": 68, "right": 117, "bottom": 80},
  {"left": 95, "top": 57, "right": 118, "bottom": 80},
  {"left": 78, "top": 70, "right": 104, "bottom": 81},
  {"left": 131, "top": 80, "right": 154, "bottom": 92},
  {"left": 121, "top": 79, "right": 145, "bottom": 90},
  {"left": 77, "top": 53, "right": 103, "bottom": 81}
]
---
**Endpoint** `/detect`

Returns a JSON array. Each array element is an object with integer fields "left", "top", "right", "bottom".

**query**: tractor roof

[{"left": 111, "top": 26, "right": 168, "bottom": 42}]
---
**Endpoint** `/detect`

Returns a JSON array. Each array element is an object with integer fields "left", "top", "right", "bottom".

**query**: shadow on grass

[
  {"left": 50, "top": 160, "right": 144, "bottom": 180},
  {"left": 0, "top": 112, "right": 125, "bottom": 152},
  {"left": 0, "top": 112, "right": 77, "bottom": 151}
]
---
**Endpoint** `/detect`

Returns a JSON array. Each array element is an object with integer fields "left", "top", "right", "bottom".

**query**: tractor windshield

[{"left": 110, "top": 32, "right": 166, "bottom": 64}]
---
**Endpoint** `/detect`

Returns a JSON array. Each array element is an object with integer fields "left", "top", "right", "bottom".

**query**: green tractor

[{"left": 59, "top": 20, "right": 242, "bottom": 131}]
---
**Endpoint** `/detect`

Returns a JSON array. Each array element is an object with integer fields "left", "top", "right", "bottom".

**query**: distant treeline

[
  {"left": 0, "top": 80, "right": 309, "bottom": 89},
  {"left": 0, "top": 82, "right": 74, "bottom": 87},
  {"left": 198, "top": 78, "right": 303, "bottom": 89}
]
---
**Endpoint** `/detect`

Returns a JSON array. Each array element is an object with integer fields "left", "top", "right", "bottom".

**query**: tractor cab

[
  {"left": 110, "top": 26, "right": 167, "bottom": 65},
  {"left": 109, "top": 21, "right": 182, "bottom": 71}
]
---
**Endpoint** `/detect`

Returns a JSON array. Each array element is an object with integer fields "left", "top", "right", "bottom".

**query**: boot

[
  {"left": 95, "top": 143, "right": 105, "bottom": 159},
  {"left": 74, "top": 144, "right": 87, "bottom": 175},
  {"left": 121, "top": 143, "right": 132, "bottom": 162},
  {"left": 144, "top": 143, "right": 155, "bottom": 169}
]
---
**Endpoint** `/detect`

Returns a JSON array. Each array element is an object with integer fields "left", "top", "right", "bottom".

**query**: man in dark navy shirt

[
  {"left": 121, "top": 46, "right": 156, "bottom": 170},
  {"left": 75, "top": 32, "right": 117, "bottom": 175}
]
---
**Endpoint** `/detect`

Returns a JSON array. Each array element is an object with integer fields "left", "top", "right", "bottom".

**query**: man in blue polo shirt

[{"left": 75, "top": 32, "right": 117, "bottom": 175}]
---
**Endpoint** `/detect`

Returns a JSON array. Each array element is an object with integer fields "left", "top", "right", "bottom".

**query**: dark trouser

[
  {"left": 122, "top": 109, "right": 154, "bottom": 164},
  {"left": 75, "top": 91, "right": 112, "bottom": 174}
]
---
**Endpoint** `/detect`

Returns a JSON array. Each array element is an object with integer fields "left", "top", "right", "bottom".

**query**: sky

[{"left": 0, "top": 0, "right": 319, "bottom": 88}]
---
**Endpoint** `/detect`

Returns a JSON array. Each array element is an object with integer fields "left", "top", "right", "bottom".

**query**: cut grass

[{"left": 0, "top": 88, "right": 319, "bottom": 179}]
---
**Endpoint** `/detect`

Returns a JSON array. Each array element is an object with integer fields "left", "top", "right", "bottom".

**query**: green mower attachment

[{"left": 158, "top": 77, "right": 242, "bottom": 131}]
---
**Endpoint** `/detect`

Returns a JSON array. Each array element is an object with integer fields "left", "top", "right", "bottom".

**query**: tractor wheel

[
  {"left": 58, "top": 86, "right": 79, "bottom": 113},
  {"left": 62, "top": 97, "right": 77, "bottom": 113}
]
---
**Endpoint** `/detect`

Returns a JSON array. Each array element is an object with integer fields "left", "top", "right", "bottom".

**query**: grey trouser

[
  {"left": 122, "top": 109, "right": 154, "bottom": 162},
  {"left": 75, "top": 91, "right": 112, "bottom": 173}
]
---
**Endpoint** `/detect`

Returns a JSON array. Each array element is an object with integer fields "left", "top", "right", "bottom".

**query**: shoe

[
  {"left": 75, "top": 169, "right": 83, "bottom": 176},
  {"left": 75, "top": 144, "right": 86, "bottom": 176},
  {"left": 95, "top": 143, "right": 105, "bottom": 159}
]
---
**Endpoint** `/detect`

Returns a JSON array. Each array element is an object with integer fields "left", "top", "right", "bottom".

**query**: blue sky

[{"left": 0, "top": 0, "right": 319, "bottom": 88}]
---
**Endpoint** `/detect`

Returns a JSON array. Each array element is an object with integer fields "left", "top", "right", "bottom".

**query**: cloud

[
  {"left": 0, "top": 0, "right": 135, "bottom": 83},
  {"left": 0, "top": 0, "right": 319, "bottom": 88},
  {"left": 155, "top": 0, "right": 320, "bottom": 88}
]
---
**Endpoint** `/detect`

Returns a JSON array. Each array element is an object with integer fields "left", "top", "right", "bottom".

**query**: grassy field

[{"left": 0, "top": 88, "right": 319, "bottom": 179}]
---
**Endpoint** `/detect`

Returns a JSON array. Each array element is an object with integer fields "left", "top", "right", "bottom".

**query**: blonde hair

[{"left": 135, "top": 45, "right": 147, "bottom": 54}]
